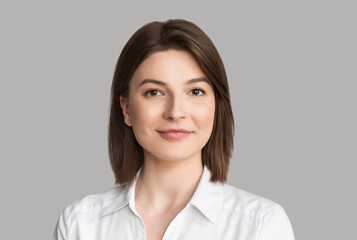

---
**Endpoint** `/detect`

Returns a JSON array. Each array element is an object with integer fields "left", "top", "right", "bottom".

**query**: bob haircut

[{"left": 108, "top": 19, "right": 234, "bottom": 185}]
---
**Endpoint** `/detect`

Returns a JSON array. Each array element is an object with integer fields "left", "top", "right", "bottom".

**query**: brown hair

[{"left": 108, "top": 19, "right": 234, "bottom": 185}]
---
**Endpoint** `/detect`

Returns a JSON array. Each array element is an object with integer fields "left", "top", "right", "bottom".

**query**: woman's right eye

[{"left": 144, "top": 89, "right": 163, "bottom": 97}]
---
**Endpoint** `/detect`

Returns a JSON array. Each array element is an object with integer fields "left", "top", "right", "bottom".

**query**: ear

[{"left": 120, "top": 96, "right": 132, "bottom": 127}]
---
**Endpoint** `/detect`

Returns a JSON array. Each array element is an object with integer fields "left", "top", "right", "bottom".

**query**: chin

[
  {"left": 157, "top": 153, "right": 193, "bottom": 162},
  {"left": 146, "top": 149, "right": 198, "bottom": 163}
]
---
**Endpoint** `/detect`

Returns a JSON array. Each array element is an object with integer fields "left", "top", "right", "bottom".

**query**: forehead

[{"left": 130, "top": 49, "right": 208, "bottom": 87}]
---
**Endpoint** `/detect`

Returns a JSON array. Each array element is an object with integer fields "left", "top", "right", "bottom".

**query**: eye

[
  {"left": 144, "top": 89, "right": 163, "bottom": 97},
  {"left": 189, "top": 88, "right": 206, "bottom": 96}
]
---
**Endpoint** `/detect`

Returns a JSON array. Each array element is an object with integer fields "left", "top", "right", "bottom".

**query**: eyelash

[{"left": 144, "top": 88, "right": 206, "bottom": 97}]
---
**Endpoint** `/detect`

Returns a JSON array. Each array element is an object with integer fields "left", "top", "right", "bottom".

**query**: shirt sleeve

[
  {"left": 258, "top": 204, "right": 295, "bottom": 240},
  {"left": 53, "top": 207, "right": 70, "bottom": 240}
]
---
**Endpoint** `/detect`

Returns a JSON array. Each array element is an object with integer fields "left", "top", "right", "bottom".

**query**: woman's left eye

[{"left": 189, "top": 89, "right": 206, "bottom": 96}]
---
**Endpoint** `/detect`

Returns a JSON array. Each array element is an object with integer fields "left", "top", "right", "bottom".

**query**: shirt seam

[
  {"left": 68, "top": 187, "right": 129, "bottom": 214},
  {"left": 64, "top": 195, "right": 126, "bottom": 239},
  {"left": 64, "top": 206, "right": 72, "bottom": 239},
  {"left": 256, "top": 205, "right": 278, "bottom": 240},
  {"left": 220, "top": 205, "right": 267, "bottom": 223}
]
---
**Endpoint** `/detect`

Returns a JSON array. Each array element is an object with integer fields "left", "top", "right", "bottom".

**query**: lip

[
  {"left": 156, "top": 129, "right": 193, "bottom": 140},
  {"left": 157, "top": 128, "right": 193, "bottom": 133}
]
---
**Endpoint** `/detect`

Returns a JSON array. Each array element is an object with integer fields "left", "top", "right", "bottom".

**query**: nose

[{"left": 163, "top": 94, "right": 187, "bottom": 121}]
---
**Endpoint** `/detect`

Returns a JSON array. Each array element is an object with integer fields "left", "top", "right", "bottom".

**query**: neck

[{"left": 135, "top": 151, "right": 204, "bottom": 210}]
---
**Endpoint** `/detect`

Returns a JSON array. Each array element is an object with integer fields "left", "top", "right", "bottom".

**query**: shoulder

[
  {"left": 53, "top": 186, "right": 129, "bottom": 239},
  {"left": 219, "top": 183, "right": 288, "bottom": 222},
  {"left": 61, "top": 185, "right": 127, "bottom": 216},
  {"left": 217, "top": 183, "right": 295, "bottom": 239}
]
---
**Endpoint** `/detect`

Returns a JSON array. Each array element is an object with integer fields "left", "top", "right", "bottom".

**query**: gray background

[{"left": 1, "top": 0, "right": 356, "bottom": 239}]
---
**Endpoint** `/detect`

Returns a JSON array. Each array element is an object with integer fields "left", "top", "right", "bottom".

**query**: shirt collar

[
  {"left": 188, "top": 165, "right": 223, "bottom": 222},
  {"left": 102, "top": 165, "right": 223, "bottom": 223},
  {"left": 102, "top": 167, "right": 143, "bottom": 216}
]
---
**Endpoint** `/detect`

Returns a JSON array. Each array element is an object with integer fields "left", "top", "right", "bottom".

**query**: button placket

[{"left": 162, "top": 205, "right": 189, "bottom": 240}]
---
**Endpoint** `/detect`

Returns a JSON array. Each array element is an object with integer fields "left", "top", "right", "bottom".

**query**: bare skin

[
  {"left": 120, "top": 50, "right": 215, "bottom": 240},
  {"left": 134, "top": 152, "right": 203, "bottom": 240}
]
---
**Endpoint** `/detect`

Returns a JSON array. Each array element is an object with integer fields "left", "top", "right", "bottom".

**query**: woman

[{"left": 54, "top": 19, "right": 295, "bottom": 240}]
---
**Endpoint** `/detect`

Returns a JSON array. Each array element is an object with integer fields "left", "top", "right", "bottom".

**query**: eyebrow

[{"left": 139, "top": 77, "right": 211, "bottom": 87}]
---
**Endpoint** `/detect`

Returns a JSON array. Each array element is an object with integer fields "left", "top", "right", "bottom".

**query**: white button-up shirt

[{"left": 53, "top": 166, "right": 295, "bottom": 240}]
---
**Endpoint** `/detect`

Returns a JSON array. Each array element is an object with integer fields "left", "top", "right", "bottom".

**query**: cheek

[
  {"left": 129, "top": 100, "right": 161, "bottom": 126},
  {"left": 129, "top": 101, "right": 165, "bottom": 151},
  {"left": 193, "top": 102, "right": 215, "bottom": 129}
]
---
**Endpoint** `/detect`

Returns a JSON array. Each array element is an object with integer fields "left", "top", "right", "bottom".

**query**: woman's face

[{"left": 120, "top": 49, "right": 215, "bottom": 164}]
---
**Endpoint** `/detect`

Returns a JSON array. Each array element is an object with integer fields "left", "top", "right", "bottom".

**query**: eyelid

[
  {"left": 144, "top": 88, "right": 164, "bottom": 97},
  {"left": 144, "top": 87, "right": 207, "bottom": 97},
  {"left": 188, "top": 88, "right": 206, "bottom": 96}
]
